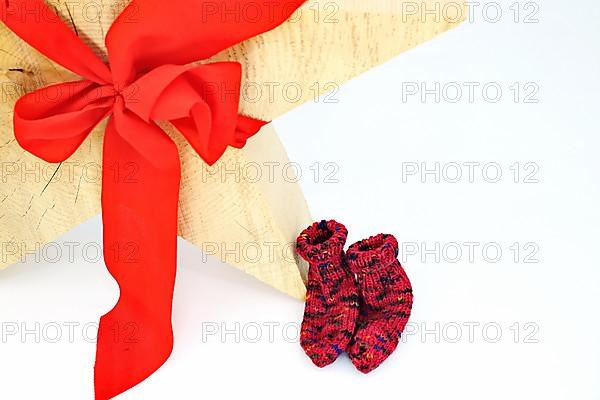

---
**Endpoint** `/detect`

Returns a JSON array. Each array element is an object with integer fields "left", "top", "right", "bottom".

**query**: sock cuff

[
  {"left": 346, "top": 233, "right": 399, "bottom": 273},
  {"left": 296, "top": 220, "right": 348, "bottom": 264}
]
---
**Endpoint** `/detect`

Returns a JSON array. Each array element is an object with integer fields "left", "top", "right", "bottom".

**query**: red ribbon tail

[{"left": 94, "top": 109, "right": 181, "bottom": 399}]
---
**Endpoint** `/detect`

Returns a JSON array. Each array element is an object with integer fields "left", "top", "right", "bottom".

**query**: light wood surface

[{"left": 0, "top": 0, "right": 466, "bottom": 299}]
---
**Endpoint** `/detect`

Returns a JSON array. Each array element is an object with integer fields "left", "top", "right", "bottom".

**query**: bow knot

[{"left": 14, "top": 60, "right": 262, "bottom": 166}]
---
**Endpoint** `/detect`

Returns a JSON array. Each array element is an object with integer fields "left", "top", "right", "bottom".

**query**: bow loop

[
  {"left": 124, "top": 62, "right": 266, "bottom": 165},
  {"left": 14, "top": 81, "right": 114, "bottom": 163}
]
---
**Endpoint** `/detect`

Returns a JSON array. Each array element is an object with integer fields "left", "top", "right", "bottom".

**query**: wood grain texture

[{"left": 0, "top": 0, "right": 466, "bottom": 299}]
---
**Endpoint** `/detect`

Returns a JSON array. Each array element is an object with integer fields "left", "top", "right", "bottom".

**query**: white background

[{"left": 2, "top": 1, "right": 600, "bottom": 399}]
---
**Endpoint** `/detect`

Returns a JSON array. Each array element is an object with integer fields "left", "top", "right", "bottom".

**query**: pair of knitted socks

[{"left": 296, "top": 220, "right": 413, "bottom": 373}]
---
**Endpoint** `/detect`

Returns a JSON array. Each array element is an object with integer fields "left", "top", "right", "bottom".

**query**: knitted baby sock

[
  {"left": 296, "top": 220, "right": 360, "bottom": 367},
  {"left": 346, "top": 233, "right": 413, "bottom": 373}
]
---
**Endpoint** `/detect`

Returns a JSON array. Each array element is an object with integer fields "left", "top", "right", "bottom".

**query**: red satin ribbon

[{"left": 1, "top": 0, "right": 304, "bottom": 398}]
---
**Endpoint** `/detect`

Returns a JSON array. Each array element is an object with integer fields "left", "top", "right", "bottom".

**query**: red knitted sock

[
  {"left": 296, "top": 220, "right": 360, "bottom": 367},
  {"left": 346, "top": 233, "right": 413, "bottom": 373}
]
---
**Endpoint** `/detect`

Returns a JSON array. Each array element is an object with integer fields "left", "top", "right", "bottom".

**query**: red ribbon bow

[{"left": 1, "top": 0, "right": 304, "bottom": 398}]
